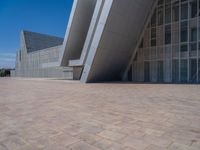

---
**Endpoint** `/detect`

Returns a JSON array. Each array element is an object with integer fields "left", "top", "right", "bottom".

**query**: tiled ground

[{"left": 0, "top": 78, "right": 200, "bottom": 150}]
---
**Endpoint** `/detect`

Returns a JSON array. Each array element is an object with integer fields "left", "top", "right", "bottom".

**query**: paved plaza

[{"left": 0, "top": 78, "right": 200, "bottom": 150}]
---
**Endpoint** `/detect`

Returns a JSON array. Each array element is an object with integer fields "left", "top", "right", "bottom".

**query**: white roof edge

[{"left": 59, "top": 0, "right": 78, "bottom": 66}]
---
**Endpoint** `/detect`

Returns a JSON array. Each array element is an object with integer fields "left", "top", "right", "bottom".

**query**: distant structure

[
  {"left": 0, "top": 69, "right": 13, "bottom": 77},
  {"left": 12, "top": 0, "right": 200, "bottom": 83}
]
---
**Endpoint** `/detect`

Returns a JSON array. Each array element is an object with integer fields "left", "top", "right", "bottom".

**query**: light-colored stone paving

[{"left": 0, "top": 78, "right": 200, "bottom": 150}]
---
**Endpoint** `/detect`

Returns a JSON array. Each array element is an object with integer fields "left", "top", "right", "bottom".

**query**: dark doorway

[
  {"left": 172, "top": 60, "right": 179, "bottom": 82},
  {"left": 181, "top": 59, "right": 188, "bottom": 83},
  {"left": 144, "top": 62, "right": 150, "bottom": 82},
  {"left": 128, "top": 66, "right": 132, "bottom": 81},
  {"left": 157, "top": 61, "right": 164, "bottom": 82},
  {"left": 199, "top": 59, "right": 200, "bottom": 83},
  {"left": 189, "top": 59, "right": 197, "bottom": 83}
]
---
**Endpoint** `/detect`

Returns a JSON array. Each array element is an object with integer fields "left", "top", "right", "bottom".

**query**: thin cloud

[
  {"left": 0, "top": 53, "right": 16, "bottom": 68},
  {"left": 0, "top": 53, "right": 16, "bottom": 58}
]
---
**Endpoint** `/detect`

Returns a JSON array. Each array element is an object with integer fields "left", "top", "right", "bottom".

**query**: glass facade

[{"left": 131, "top": 0, "right": 200, "bottom": 83}]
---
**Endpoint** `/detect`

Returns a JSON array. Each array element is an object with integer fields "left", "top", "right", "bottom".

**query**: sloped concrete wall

[
  {"left": 81, "top": 0, "right": 155, "bottom": 82},
  {"left": 15, "top": 45, "right": 73, "bottom": 79},
  {"left": 60, "top": 0, "right": 97, "bottom": 66},
  {"left": 69, "top": 0, "right": 105, "bottom": 67}
]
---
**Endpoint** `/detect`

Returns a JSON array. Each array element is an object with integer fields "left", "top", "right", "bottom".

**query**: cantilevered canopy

[
  {"left": 81, "top": 0, "right": 155, "bottom": 83},
  {"left": 59, "top": 0, "right": 97, "bottom": 66},
  {"left": 59, "top": 0, "right": 155, "bottom": 83}
]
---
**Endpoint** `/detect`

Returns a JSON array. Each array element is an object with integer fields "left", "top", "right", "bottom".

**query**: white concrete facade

[{"left": 13, "top": 0, "right": 200, "bottom": 83}]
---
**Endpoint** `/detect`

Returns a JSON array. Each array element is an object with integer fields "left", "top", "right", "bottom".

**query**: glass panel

[
  {"left": 181, "top": 3, "right": 188, "bottom": 20},
  {"left": 150, "top": 61, "right": 157, "bottom": 82},
  {"left": 151, "top": 28, "right": 156, "bottom": 46},
  {"left": 151, "top": 28, "right": 156, "bottom": 39},
  {"left": 165, "top": 46, "right": 171, "bottom": 59},
  {"left": 151, "top": 10, "right": 157, "bottom": 27},
  {"left": 158, "top": 0, "right": 164, "bottom": 5},
  {"left": 128, "top": 66, "right": 132, "bottom": 81},
  {"left": 199, "top": 22, "right": 200, "bottom": 40},
  {"left": 172, "top": 1, "right": 179, "bottom": 22},
  {"left": 132, "top": 0, "right": 199, "bottom": 84},
  {"left": 165, "top": 0, "right": 171, "bottom": 5},
  {"left": 157, "top": 47, "right": 164, "bottom": 59},
  {"left": 190, "top": 43, "right": 197, "bottom": 51},
  {"left": 172, "top": 60, "right": 179, "bottom": 82},
  {"left": 151, "top": 48, "right": 156, "bottom": 60},
  {"left": 144, "top": 62, "right": 150, "bottom": 82},
  {"left": 164, "top": 59, "right": 172, "bottom": 82},
  {"left": 139, "top": 39, "right": 144, "bottom": 48},
  {"left": 189, "top": 42, "right": 197, "bottom": 57},
  {"left": 158, "top": 6, "right": 164, "bottom": 25},
  {"left": 190, "top": 27, "right": 197, "bottom": 42},
  {"left": 157, "top": 61, "right": 164, "bottom": 82},
  {"left": 151, "top": 39, "right": 156, "bottom": 47},
  {"left": 190, "top": 0, "right": 197, "bottom": 18},
  {"left": 181, "top": 21, "right": 188, "bottom": 42},
  {"left": 181, "top": 59, "right": 188, "bottom": 82},
  {"left": 172, "top": 45, "right": 179, "bottom": 58},
  {"left": 189, "top": 59, "right": 197, "bottom": 82},
  {"left": 199, "top": 59, "right": 200, "bottom": 82},
  {"left": 165, "top": 4, "right": 171, "bottom": 23},
  {"left": 144, "top": 48, "right": 150, "bottom": 60},
  {"left": 165, "top": 25, "right": 171, "bottom": 44},
  {"left": 199, "top": 0, "right": 200, "bottom": 16},
  {"left": 181, "top": 44, "right": 188, "bottom": 52},
  {"left": 172, "top": 23, "right": 179, "bottom": 44},
  {"left": 199, "top": 42, "right": 200, "bottom": 57}
]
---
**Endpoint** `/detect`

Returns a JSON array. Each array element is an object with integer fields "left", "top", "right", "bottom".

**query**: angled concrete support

[
  {"left": 81, "top": 0, "right": 154, "bottom": 83},
  {"left": 59, "top": 0, "right": 97, "bottom": 66},
  {"left": 69, "top": 0, "right": 105, "bottom": 67}
]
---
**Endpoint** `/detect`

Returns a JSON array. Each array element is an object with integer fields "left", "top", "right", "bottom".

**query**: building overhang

[
  {"left": 80, "top": 0, "right": 155, "bottom": 82},
  {"left": 59, "top": 0, "right": 97, "bottom": 67}
]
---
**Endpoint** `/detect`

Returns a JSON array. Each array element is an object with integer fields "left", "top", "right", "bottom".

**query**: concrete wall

[
  {"left": 127, "top": 0, "right": 200, "bottom": 83},
  {"left": 60, "top": 0, "right": 97, "bottom": 66},
  {"left": 15, "top": 45, "right": 73, "bottom": 79},
  {"left": 81, "top": 0, "right": 155, "bottom": 82},
  {"left": 69, "top": 0, "right": 106, "bottom": 67},
  {"left": 14, "top": 31, "right": 73, "bottom": 79}
]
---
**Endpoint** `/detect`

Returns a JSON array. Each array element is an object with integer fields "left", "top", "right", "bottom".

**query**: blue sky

[{"left": 0, "top": 0, "right": 73, "bottom": 68}]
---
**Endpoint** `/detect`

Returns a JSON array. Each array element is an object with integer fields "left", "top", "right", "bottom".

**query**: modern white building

[{"left": 12, "top": 0, "right": 200, "bottom": 83}]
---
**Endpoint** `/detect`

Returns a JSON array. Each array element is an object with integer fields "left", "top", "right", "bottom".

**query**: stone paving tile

[
  {"left": 0, "top": 135, "right": 28, "bottom": 150},
  {"left": 168, "top": 142, "right": 199, "bottom": 150},
  {"left": 98, "top": 130, "right": 126, "bottom": 142},
  {"left": 49, "top": 133, "right": 80, "bottom": 146},
  {"left": 120, "top": 136, "right": 149, "bottom": 150},
  {"left": 0, "top": 78, "right": 200, "bottom": 150},
  {"left": 19, "top": 144, "right": 41, "bottom": 150},
  {"left": 145, "top": 144, "right": 168, "bottom": 150},
  {"left": 66, "top": 141, "right": 101, "bottom": 150},
  {"left": 0, "top": 144, "right": 7, "bottom": 150}
]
